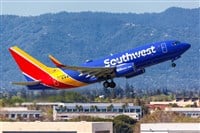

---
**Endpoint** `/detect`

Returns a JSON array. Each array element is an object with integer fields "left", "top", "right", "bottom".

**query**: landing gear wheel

[
  {"left": 103, "top": 80, "right": 116, "bottom": 88},
  {"left": 172, "top": 62, "right": 176, "bottom": 67},
  {"left": 110, "top": 81, "right": 116, "bottom": 88},
  {"left": 103, "top": 81, "right": 109, "bottom": 88}
]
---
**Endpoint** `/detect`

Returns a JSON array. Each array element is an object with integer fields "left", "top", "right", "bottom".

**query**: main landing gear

[{"left": 103, "top": 80, "right": 116, "bottom": 88}]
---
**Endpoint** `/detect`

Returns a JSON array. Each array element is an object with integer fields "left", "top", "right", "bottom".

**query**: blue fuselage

[{"left": 63, "top": 40, "right": 190, "bottom": 84}]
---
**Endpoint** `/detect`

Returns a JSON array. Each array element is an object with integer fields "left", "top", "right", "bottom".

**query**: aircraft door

[{"left": 161, "top": 43, "right": 168, "bottom": 53}]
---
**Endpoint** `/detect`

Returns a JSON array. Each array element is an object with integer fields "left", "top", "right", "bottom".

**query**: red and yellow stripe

[{"left": 9, "top": 46, "right": 87, "bottom": 89}]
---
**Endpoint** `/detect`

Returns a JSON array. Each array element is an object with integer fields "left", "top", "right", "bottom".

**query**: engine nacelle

[
  {"left": 125, "top": 68, "right": 145, "bottom": 78},
  {"left": 115, "top": 63, "right": 135, "bottom": 77}
]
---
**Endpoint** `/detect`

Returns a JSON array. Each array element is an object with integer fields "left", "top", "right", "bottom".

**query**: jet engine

[{"left": 115, "top": 63, "right": 135, "bottom": 77}]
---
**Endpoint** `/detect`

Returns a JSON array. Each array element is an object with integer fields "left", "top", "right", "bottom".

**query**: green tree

[
  {"left": 0, "top": 99, "right": 5, "bottom": 107},
  {"left": 107, "top": 104, "right": 114, "bottom": 112},
  {"left": 90, "top": 105, "right": 99, "bottom": 112},
  {"left": 75, "top": 105, "right": 83, "bottom": 112},
  {"left": 64, "top": 92, "right": 88, "bottom": 102},
  {"left": 114, "top": 120, "right": 132, "bottom": 133},
  {"left": 47, "top": 91, "right": 88, "bottom": 103},
  {"left": 113, "top": 115, "right": 137, "bottom": 133},
  {"left": 122, "top": 103, "right": 128, "bottom": 112},
  {"left": 134, "top": 97, "right": 142, "bottom": 106},
  {"left": 94, "top": 105, "right": 98, "bottom": 112},
  {"left": 9, "top": 96, "right": 25, "bottom": 106}
]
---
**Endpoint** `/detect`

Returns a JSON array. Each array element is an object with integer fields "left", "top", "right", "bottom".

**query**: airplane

[{"left": 9, "top": 40, "right": 190, "bottom": 90}]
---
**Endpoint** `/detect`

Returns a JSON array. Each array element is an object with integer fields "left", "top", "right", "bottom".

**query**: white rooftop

[
  {"left": 22, "top": 102, "right": 139, "bottom": 107},
  {"left": 0, "top": 107, "right": 28, "bottom": 111},
  {"left": 141, "top": 123, "right": 200, "bottom": 132},
  {"left": 165, "top": 107, "right": 200, "bottom": 112}
]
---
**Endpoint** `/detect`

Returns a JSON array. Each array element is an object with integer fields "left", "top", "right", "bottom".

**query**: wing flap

[{"left": 11, "top": 80, "right": 41, "bottom": 86}]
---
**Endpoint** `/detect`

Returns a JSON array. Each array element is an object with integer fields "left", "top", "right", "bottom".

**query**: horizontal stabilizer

[
  {"left": 48, "top": 55, "right": 65, "bottom": 67},
  {"left": 11, "top": 80, "right": 41, "bottom": 86}
]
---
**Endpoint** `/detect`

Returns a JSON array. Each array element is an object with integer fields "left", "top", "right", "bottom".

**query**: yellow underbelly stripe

[{"left": 49, "top": 68, "right": 87, "bottom": 87}]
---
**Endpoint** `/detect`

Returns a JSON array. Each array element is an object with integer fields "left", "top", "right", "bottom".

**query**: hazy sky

[{"left": 0, "top": 0, "right": 199, "bottom": 16}]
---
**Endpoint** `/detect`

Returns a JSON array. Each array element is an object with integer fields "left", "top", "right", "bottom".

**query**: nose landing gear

[
  {"left": 171, "top": 56, "right": 180, "bottom": 68},
  {"left": 103, "top": 80, "right": 116, "bottom": 88}
]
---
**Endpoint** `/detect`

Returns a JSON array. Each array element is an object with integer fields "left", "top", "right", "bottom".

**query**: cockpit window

[{"left": 172, "top": 41, "right": 181, "bottom": 46}]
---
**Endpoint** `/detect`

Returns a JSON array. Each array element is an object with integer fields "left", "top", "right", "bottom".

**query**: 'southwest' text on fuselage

[{"left": 104, "top": 46, "right": 156, "bottom": 67}]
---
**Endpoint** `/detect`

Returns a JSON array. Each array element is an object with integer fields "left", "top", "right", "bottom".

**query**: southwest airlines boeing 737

[{"left": 9, "top": 40, "right": 190, "bottom": 90}]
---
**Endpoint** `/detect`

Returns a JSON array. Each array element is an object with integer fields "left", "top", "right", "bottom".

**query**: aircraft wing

[
  {"left": 49, "top": 54, "right": 115, "bottom": 78},
  {"left": 62, "top": 65, "right": 115, "bottom": 78}
]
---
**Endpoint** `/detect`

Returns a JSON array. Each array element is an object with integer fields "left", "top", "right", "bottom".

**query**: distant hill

[{"left": 0, "top": 7, "right": 199, "bottom": 90}]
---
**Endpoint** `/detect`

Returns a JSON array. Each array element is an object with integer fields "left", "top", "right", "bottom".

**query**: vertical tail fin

[{"left": 9, "top": 46, "right": 50, "bottom": 82}]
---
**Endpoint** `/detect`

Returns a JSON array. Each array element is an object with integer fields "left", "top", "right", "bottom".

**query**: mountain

[{"left": 0, "top": 7, "right": 199, "bottom": 90}]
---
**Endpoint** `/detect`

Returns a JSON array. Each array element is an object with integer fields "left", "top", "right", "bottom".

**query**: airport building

[
  {"left": 165, "top": 107, "right": 200, "bottom": 118},
  {"left": 21, "top": 102, "right": 142, "bottom": 120},
  {"left": 150, "top": 97, "right": 200, "bottom": 107},
  {"left": 148, "top": 105, "right": 200, "bottom": 118},
  {"left": 0, "top": 121, "right": 113, "bottom": 133},
  {"left": 141, "top": 123, "right": 200, "bottom": 133},
  {"left": 53, "top": 103, "right": 142, "bottom": 120},
  {"left": 0, "top": 107, "right": 42, "bottom": 121}
]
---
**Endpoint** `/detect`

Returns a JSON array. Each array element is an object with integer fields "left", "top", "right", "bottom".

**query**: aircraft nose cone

[{"left": 184, "top": 43, "right": 191, "bottom": 50}]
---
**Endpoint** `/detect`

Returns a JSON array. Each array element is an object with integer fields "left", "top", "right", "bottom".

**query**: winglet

[{"left": 48, "top": 55, "right": 65, "bottom": 67}]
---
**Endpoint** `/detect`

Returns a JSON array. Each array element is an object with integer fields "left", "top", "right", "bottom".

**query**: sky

[{"left": 0, "top": 0, "right": 199, "bottom": 16}]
